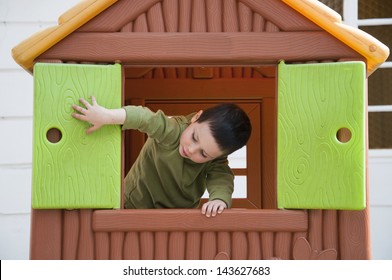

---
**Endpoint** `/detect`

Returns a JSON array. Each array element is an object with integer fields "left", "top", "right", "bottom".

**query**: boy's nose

[{"left": 188, "top": 144, "right": 197, "bottom": 155}]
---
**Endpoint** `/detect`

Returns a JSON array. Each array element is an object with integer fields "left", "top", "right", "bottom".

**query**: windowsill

[{"left": 93, "top": 209, "right": 307, "bottom": 232}]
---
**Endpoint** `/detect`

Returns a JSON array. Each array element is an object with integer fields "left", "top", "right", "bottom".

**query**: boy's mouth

[{"left": 180, "top": 145, "right": 189, "bottom": 158}]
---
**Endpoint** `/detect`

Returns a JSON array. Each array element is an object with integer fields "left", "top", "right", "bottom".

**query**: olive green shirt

[{"left": 122, "top": 105, "right": 234, "bottom": 209}]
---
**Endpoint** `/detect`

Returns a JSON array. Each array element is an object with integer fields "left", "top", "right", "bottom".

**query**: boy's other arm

[{"left": 72, "top": 96, "right": 126, "bottom": 134}]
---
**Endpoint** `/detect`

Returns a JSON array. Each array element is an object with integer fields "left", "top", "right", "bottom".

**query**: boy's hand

[
  {"left": 201, "top": 200, "right": 227, "bottom": 217},
  {"left": 72, "top": 96, "right": 125, "bottom": 134},
  {"left": 72, "top": 96, "right": 107, "bottom": 133}
]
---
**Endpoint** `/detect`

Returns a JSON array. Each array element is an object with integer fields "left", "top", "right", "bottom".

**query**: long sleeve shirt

[{"left": 122, "top": 105, "right": 234, "bottom": 209}]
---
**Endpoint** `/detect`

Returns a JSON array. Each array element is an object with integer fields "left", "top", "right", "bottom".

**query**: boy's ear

[{"left": 191, "top": 110, "right": 203, "bottom": 123}]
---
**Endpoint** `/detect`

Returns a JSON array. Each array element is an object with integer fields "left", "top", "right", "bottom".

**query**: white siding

[
  {"left": 0, "top": 0, "right": 391, "bottom": 260},
  {"left": 0, "top": 0, "right": 80, "bottom": 260},
  {"left": 369, "top": 150, "right": 392, "bottom": 260}
]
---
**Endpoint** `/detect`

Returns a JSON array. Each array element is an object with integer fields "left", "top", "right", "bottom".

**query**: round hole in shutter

[
  {"left": 336, "top": 127, "right": 352, "bottom": 143},
  {"left": 46, "top": 128, "right": 62, "bottom": 144}
]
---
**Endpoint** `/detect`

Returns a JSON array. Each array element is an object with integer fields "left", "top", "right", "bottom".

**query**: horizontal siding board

[
  {"left": 369, "top": 155, "right": 392, "bottom": 206},
  {"left": 0, "top": 71, "right": 33, "bottom": 117},
  {"left": 93, "top": 209, "right": 308, "bottom": 232},
  {"left": 0, "top": 119, "right": 33, "bottom": 165},
  {"left": 0, "top": 213, "right": 30, "bottom": 260},
  {"left": 370, "top": 207, "right": 392, "bottom": 260},
  {"left": 2, "top": 23, "right": 54, "bottom": 69},
  {"left": 0, "top": 214, "right": 30, "bottom": 260},
  {"left": 0, "top": 0, "right": 79, "bottom": 22},
  {"left": 0, "top": 168, "right": 32, "bottom": 213}
]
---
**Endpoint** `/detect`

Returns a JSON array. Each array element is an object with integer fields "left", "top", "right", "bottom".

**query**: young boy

[{"left": 72, "top": 97, "right": 251, "bottom": 217}]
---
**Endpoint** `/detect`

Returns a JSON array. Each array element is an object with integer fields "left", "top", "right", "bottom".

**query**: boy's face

[{"left": 179, "top": 111, "right": 223, "bottom": 163}]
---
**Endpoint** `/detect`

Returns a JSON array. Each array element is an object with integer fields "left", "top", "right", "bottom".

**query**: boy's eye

[
  {"left": 192, "top": 133, "right": 197, "bottom": 142},
  {"left": 201, "top": 151, "right": 208, "bottom": 158}
]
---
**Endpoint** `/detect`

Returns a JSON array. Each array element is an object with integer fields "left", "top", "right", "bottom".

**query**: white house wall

[
  {"left": 369, "top": 150, "right": 392, "bottom": 260},
  {"left": 0, "top": 0, "right": 391, "bottom": 260},
  {"left": 0, "top": 0, "right": 80, "bottom": 260}
]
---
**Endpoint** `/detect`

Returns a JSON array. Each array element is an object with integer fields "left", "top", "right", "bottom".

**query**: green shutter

[
  {"left": 32, "top": 63, "right": 122, "bottom": 209},
  {"left": 277, "top": 61, "right": 366, "bottom": 210}
]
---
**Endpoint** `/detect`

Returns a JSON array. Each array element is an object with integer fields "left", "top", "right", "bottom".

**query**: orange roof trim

[
  {"left": 282, "top": 0, "right": 389, "bottom": 75},
  {"left": 12, "top": 0, "right": 390, "bottom": 75},
  {"left": 11, "top": 0, "right": 118, "bottom": 72}
]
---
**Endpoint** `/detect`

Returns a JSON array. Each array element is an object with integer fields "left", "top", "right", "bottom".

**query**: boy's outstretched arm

[
  {"left": 201, "top": 200, "right": 227, "bottom": 217},
  {"left": 72, "top": 96, "right": 126, "bottom": 134}
]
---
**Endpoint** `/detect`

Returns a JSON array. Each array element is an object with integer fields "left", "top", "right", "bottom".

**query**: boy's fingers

[
  {"left": 72, "top": 104, "right": 86, "bottom": 114},
  {"left": 211, "top": 207, "right": 218, "bottom": 217},
  {"left": 87, "top": 124, "right": 103, "bottom": 134},
  {"left": 201, "top": 203, "right": 207, "bottom": 214},
  {"left": 202, "top": 202, "right": 225, "bottom": 217},
  {"left": 86, "top": 125, "right": 97, "bottom": 134},
  {"left": 218, "top": 206, "right": 224, "bottom": 214},
  {"left": 72, "top": 112, "right": 87, "bottom": 121},
  {"left": 206, "top": 204, "right": 217, "bottom": 217},
  {"left": 212, "top": 203, "right": 225, "bottom": 216},
  {"left": 79, "top": 98, "right": 91, "bottom": 109},
  {"left": 91, "top": 96, "right": 97, "bottom": 105}
]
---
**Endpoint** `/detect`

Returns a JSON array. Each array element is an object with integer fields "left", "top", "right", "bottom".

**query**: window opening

[{"left": 202, "top": 146, "right": 248, "bottom": 199}]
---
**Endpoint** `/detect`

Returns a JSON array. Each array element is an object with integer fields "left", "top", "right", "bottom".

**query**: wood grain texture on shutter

[
  {"left": 32, "top": 63, "right": 122, "bottom": 209},
  {"left": 277, "top": 61, "right": 366, "bottom": 210}
]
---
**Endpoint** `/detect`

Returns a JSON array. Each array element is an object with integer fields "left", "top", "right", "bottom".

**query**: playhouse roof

[{"left": 12, "top": 0, "right": 389, "bottom": 75}]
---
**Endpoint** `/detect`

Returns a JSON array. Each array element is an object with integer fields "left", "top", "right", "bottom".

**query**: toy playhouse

[{"left": 12, "top": 0, "right": 389, "bottom": 260}]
